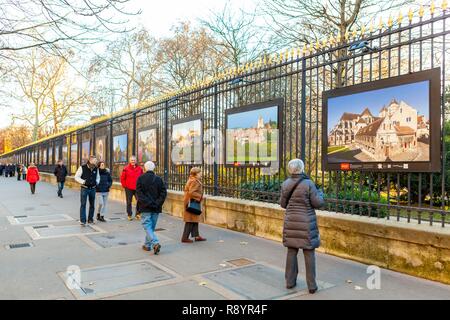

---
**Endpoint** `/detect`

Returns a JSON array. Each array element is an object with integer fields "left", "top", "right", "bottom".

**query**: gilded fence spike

[
  {"left": 387, "top": 15, "right": 393, "bottom": 28},
  {"left": 430, "top": 1, "right": 436, "bottom": 14},
  {"left": 408, "top": 8, "right": 414, "bottom": 21},
  {"left": 443, "top": 0, "right": 449, "bottom": 10},
  {"left": 379, "top": 17, "right": 384, "bottom": 30},
  {"left": 398, "top": 10, "right": 403, "bottom": 24},
  {"left": 352, "top": 29, "right": 357, "bottom": 39},
  {"left": 369, "top": 21, "right": 374, "bottom": 33},
  {"left": 361, "top": 25, "right": 366, "bottom": 36},
  {"left": 419, "top": 5, "right": 424, "bottom": 17}
]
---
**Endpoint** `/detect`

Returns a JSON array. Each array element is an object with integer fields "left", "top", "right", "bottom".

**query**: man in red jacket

[{"left": 120, "top": 156, "right": 143, "bottom": 221}]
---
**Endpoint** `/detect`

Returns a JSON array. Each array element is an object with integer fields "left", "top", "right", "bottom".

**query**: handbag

[{"left": 187, "top": 199, "right": 202, "bottom": 215}]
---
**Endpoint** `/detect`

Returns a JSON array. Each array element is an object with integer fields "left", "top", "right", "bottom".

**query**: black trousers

[
  {"left": 182, "top": 222, "right": 199, "bottom": 239},
  {"left": 285, "top": 248, "right": 318, "bottom": 291},
  {"left": 29, "top": 183, "right": 36, "bottom": 194},
  {"left": 125, "top": 188, "right": 139, "bottom": 217}
]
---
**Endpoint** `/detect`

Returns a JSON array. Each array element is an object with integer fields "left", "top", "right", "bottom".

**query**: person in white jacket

[{"left": 74, "top": 155, "right": 100, "bottom": 226}]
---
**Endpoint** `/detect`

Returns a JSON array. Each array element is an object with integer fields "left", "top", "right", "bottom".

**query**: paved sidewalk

[{"left": 0, "top": 178, "right": 449, "bottom": 300}]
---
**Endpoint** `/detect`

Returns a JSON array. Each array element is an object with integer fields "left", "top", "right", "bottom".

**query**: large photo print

[
  {"left": 226, "top": 103, "right": 280, "bottom": 166},
  {"left": 138, "top": 128, "right": 157, "bottom": 163},
  {"left": 328, "top": 81, "right": 430, "bottom": 163},
  {"left": 323, "top": 68, "right": 441, "bottom": 172},
  {"left": 113, "top": 134, "right": 128, "bottom": 163},
  {"left": 171, "top": 117, "right": 202, "bottom": 165}
]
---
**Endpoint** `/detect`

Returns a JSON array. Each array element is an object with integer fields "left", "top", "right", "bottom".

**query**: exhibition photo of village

[{"left": 0, "top": 0, "right": 449, "bottom": 314}]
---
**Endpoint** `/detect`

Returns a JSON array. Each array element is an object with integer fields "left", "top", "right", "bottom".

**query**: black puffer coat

[
  {"left": 96, "top": 168, "right": 113, "bottom": 193},
  {"left": 280, "top": 173, "right": 325, "bottom": 249}
]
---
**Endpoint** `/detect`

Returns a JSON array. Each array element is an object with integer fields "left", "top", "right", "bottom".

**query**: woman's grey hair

[
  {"left": 288, "top": 159, "right": 305, "bottom": 175},
  {"left": 144, "top": 161, "right": 156, "bottom": 172}
]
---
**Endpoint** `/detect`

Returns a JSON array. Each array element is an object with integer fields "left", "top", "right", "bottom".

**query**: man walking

[
  {"left": 74, "top": 155, "right": 100, "bottom": 226},
  {"left": 120, "top": 156, "right": 143, "bottom": 221},
  {"left": 136, "top": 161, "right": 167, "bottom": 255},
  {"left": 54, "top": 160, "right": 68, "bottom": 198}
]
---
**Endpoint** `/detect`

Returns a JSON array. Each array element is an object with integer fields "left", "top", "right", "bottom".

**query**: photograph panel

[
  {"left": 171, "top": 118, "right": 202, "bottom": 165},
  {"left": 137, "top": 128, "right": 157, "bottom": 163},
  {"left": 113, "top": 134, "right": 128, "bottom": 163}
]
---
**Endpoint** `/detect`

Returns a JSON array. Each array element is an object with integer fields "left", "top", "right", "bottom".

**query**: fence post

[
  {"left": 164, "top": 100, "right": 169, "bottom": 186},
  {"left": 213, "top": 84, "right": 219, "bottom": 196},
  {"left": 109, "top": 120, "right": 113, "bottom": 174},
  {"left": 300, "top": 57, "right": 307, "bottom": 162},
  {"left": 132, "top": 111, "right": 137, "bottom": 157}
]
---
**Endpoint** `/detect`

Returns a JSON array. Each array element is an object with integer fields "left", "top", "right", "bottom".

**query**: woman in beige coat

[{"left": 182, "top": 167, "right": 207, "bottom": 243}]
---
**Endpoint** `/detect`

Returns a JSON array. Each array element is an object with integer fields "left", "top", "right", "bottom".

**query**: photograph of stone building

[{"left": 327, "top": 81, "right": 430, "bottom": 163}]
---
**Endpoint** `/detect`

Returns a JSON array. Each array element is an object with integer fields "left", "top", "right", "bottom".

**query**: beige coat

[{"left": 183, "top": 177, "right": 203, "bottom": 223}]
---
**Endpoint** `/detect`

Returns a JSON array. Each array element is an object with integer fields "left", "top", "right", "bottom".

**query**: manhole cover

[
  {"left": 24, "top": 207, "right": 34, "bottom": 211},
  {"left": 113, "top": 212, "right": 126, "bottom": 215},
  {"left": 25, "top": 224, "right": 104, "bottom": 240},
  {"left": 62, "top": 260, "right": 175, "bottom": 298},
  {"left": 227, "top": 258, "right": 254, "bottom": 267},
  {"left": 118, "top": 242, "right": 127, "bottom": 246},
  {"left": 87, "top": 231, "right": 172, "bottom": 248},
  {"left": 9, "top": 214, "right": 73, "bottom": 225},
  {"left": 203, "top": 264, "right": 334, "bottom": 300}
]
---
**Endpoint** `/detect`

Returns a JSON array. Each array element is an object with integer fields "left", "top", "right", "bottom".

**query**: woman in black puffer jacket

[
  {"left": 280, "top": 159, "right": 325, "bottom": 294},
  {"left": 96, "top": 161, "right": 113, "bottom": 222}
]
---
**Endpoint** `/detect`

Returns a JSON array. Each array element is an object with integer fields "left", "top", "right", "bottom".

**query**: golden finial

[
  {"left": 369, "top": 21, "right": 374, "bottom": 33},
  {"left": 419, "top": 5, "right": 425, "bottom": 17},
  {"left": 387, "top": 15, "right": 393, "bottom": 28},
  {"left": 352, "top": 29, "right": 357, "bottom": 39},
  {"left": 302, "top": 44, "right": 308, "bottom": 54},
  {"left": 344, "top": 30, "right": 349, "bottom": 41},
  {"left": 398, "top": 10, "right": 403, "bottom": 25},
  {"left": 443, "top": 0, "right": 449, "bottom": 11},
  {"left": 279, "top": 51, "right": 284, "bottom": 63},
  {"left": 361, "top": 25, "right": 366, "bottom": 36},
  {"left": 430, "top": 0, "right": 436, "bottom": 14},
  {"left": 336, "top": 32, "right": 341, "bottom": 42},
  {"left": 408, "top": 8, "right": 414, "bottom": 21},
  {"left": 291, "top": 48, "right": 295, "bottom": 59},
  {"left": 322, "top": 38, "right": 328, "bottom": 48},
  {"left": 378, "top": 17, "right": 384, "bottom": 30},
  {"left": 315, "top": 41, "right": 320, "bottom": 50}
]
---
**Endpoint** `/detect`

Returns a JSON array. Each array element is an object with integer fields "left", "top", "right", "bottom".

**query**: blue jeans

[
  {"left": 141, "top": 213, "right": 160, "bottom": 249},
  {"left": 80, "top": 187, "right": 96, "bottom": 223},
  {"left": 57, "top": 182, "right": 65, "bottom": 195}
]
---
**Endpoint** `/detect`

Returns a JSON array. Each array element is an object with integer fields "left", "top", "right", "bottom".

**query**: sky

[
  {"left": 327, "top": 81, "right": 430, "bottom": 134},
  {"left": 228, "top": 105, "right": 278, "bottom": 129}
]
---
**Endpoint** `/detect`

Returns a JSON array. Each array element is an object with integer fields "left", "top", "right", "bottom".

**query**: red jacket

[
  {"left": 26, "top": 167, "right": 40, "bottom": 184},
  {"left": 120, "top": 164, "right": 143, "bottom": 191}
]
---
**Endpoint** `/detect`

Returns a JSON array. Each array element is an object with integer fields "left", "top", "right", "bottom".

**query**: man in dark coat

[
  {"left": 54, "top": 160, "right": 68, "bottom": 198},
  {"left": 136, "top": 161, "right": 167, "bottom": 255},
  {"left": 280, "top": 159, "right": 324, "bottom": 293}
]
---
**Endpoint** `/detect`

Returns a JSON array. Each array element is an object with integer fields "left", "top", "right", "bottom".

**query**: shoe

[
  {"left": 195, "top": 236, "right": 207, "bottom": 242},
  {"left": 80, "top": 222, "right": 86, "bottom": 227},
  {"left": 127, "top": 216, "right": 133, "bottom": 221},
  {"left": 309, "top": 288, "right": 318, "bottom": 294},
  {"left": 153, "top": 243, "right": 161, "bottom": 255},
  {"left": 60, "top": 195, "right": 63, "bottom": 198},
  {"left": 286, "top": 283, "right": 296, "bottom": 289},
  {"left": 142, "top": 245, "right": 151, "bottom": 252},
  {"left": 88, "top": 219, "right": 95, "bottom": 224},
  {"left": 181, "top": 239, "right": 194, "bottom": 243},
  {"left": 135, "top": 214, "right": 141, "bottom": 221},
  {"left": 98, "top": 216, "right": 106, "bottom": 222}
]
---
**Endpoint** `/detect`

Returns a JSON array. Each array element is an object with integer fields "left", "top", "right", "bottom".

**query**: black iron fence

[{"left": 2, "top": 7, "right": 449, "bottom": 226}]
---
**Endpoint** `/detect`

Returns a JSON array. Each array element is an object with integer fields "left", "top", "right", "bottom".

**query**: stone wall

[{"left": 40, "top": 172, "right": 450, "bottom": 284}]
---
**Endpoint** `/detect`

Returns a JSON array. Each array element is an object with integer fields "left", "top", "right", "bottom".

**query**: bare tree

[
  {"left": 201, "top": 1, "right": 266, "bottom": 69},
  {"left": 88, "top": 28, "right": 162, "bottom": 110},
  {"left": 157, "top": 22, "right": 226, "bottom": 91},
  {"left": 8, "top": 49, "right": 88, "bottom": 140},
  {"left": 262, "top": 0, "right": 413, "bottom": 48},
  {"left": 0, "top": 0, "right": 139, "bottom": 54}
]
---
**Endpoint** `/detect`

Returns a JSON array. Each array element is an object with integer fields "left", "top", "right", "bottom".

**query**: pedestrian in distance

[
  {"left": 22, "top": 164, "right": 27, "bottom": 181},
  {"left": 120, "top": 156, "right": 143, "bottom": 221},
  {"left": 54, "top": 159, "right": 68, "bottom": 198},
  {"left": 74, "top": 155, "right": 100, "bottom": 226},
  {"left": 280, "top": 159, "right": 325, "bottom": 294},
  {"left": 0, "top": 163, "right": 4, "bottom": 176},
  {"left": 136, "top": 161, "right": 167, "bottom": 255},
  {"left": 16, "top": 164, "right": 23, "bottom": 181},
  {"left": 181, "top": 167, "right": 207, "bottom": 243},
  {"left": 96, "top": 161, "right": 113, "bottom": 223},
  {"left": 26, "top": 163, "right": 40, "bottom": 195}
]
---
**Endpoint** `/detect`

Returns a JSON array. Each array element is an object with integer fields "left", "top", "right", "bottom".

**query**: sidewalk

[{"left": 0, "top": 178, "right": 449, "bottom": 300}]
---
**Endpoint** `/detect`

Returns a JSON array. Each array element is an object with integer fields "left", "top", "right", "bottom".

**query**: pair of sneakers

[{"left": 142, "top": 243, "right": 161, "bottom": 255}]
